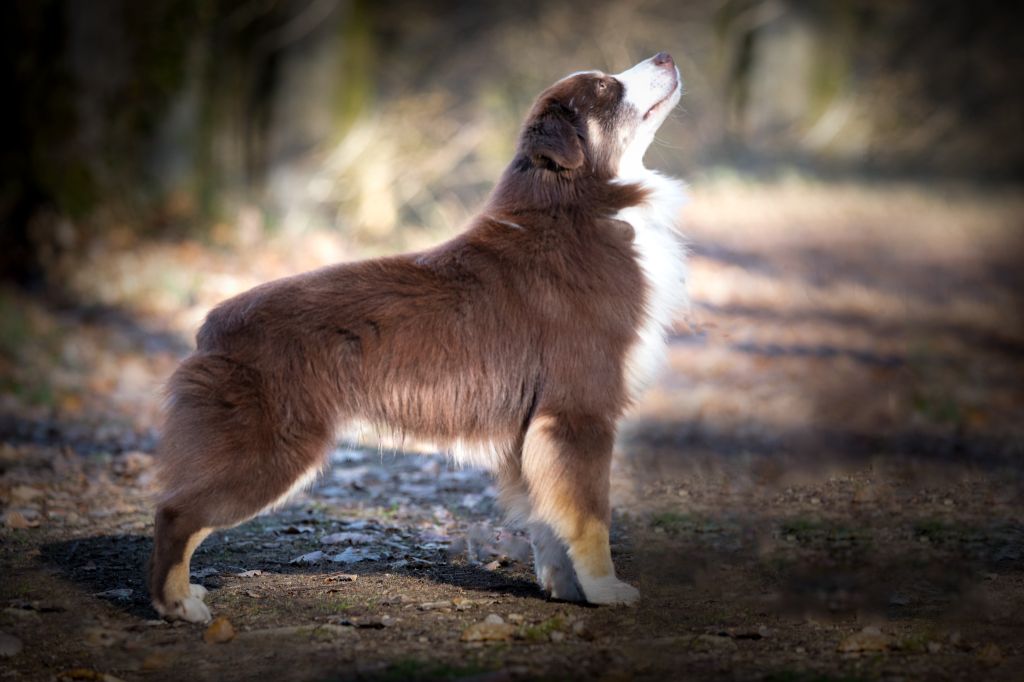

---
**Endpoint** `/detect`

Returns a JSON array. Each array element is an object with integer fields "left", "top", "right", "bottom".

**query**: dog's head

[{"left": 518, "top": 52, "right": 681, "bottom": 179}]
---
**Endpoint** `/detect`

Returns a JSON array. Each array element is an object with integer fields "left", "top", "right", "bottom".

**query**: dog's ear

[{"left": 523, "top": 106, "right": 584, "bottom": 171}]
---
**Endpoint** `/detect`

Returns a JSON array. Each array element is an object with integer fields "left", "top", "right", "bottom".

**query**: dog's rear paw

[
  {"left": 176, "top": 594, "right": 213, "bottom": 623},
  {"left": 153, "top": 584, "right": 212, "bottom": 623},
  {"left": 579, "top": 576, "right": 640, "bottom": 606}
]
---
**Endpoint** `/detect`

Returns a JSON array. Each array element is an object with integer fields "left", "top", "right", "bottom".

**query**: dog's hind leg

[
  {"left": 520, "top": 413, "right": 639, "bottom": 606},
  {"left": 149, "top": 506, "right": 214, "bottom": 623},
  {"left": 149, "top": 354, "right": 334, "bottom": 622}
]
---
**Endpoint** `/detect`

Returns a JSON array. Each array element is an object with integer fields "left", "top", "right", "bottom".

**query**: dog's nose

[{"left": 652, "top": 52, "right": 674, "bottom": 68}]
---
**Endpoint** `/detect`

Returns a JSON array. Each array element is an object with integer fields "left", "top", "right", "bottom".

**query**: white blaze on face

[{"left": 613, "top": 57, "right": 682, "bottom": 176}]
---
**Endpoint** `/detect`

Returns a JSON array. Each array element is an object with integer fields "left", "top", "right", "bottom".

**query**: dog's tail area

[
  {"left": 157, "top": 351, "right": 330, "bottom": 523},
  {"left": 150, "top": 351, "right": 333, "bottom": 619}
]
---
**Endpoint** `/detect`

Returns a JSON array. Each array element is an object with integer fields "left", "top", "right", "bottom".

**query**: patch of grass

[
  {"left": 779, "top": 519, "right": 872, "bottom": 550},
  {"left": 521, "top": 616, "right": 565, "bottom": 642},
  {"left": 649, "top": 511, "right": 697, "bottom": 534},
  {"left": 319, "top": 597, "right": 354, "bottom": 614},
  {"left": 4, "top": 379, "right": 57, "bottom": 407}
]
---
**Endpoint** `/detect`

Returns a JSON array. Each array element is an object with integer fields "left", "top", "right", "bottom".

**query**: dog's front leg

[{"left": 521, "top": 414, "right": 639, "bottom": 606}]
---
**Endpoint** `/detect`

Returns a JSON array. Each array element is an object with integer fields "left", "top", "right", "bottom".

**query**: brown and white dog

[{"left": 149, "top": 52, "right": 687, "bottom": 622}]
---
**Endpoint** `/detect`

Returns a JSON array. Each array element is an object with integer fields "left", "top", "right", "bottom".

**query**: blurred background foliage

[{"left": 2, "top": 0, "right": 1022, "bottom": 289}]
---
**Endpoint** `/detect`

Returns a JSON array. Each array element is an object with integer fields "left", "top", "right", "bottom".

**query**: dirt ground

[{"left": 1, "top": 178, "right": 1023, "bottom": 681}]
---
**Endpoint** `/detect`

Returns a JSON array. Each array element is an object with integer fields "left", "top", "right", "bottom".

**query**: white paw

[
  {"left": 153, "top": 584, "right": 212, "bottom": 624},
  {"left": 177, "top": 595, "right": 212, "bottom": 623},
  {"left": 578, "top": 575, "right": 640, "bottom": 606}
]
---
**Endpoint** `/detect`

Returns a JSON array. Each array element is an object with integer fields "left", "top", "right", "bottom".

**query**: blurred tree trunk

[
  {"left": 715, "top": 0, "right": 859, "bottom": 159},
  {"left": 0, "top": 0, "right": 376, "bottom": 286}
]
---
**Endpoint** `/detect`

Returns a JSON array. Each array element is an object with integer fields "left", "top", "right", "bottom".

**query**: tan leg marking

[
  {"left": 567, "top": 517, "right": 615, "bottom": 577},
  {"left": 156, "top": 527, "right": 213, "bottom": 623},
  {"left": 522, "top": 417, "right": 638, "bottom": 605}
]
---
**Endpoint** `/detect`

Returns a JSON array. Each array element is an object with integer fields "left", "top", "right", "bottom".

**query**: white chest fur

[{"left": 615, "top": 170, "right": 689, "bottom": 401}]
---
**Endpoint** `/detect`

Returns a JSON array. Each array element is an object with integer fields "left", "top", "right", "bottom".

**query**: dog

[{"left": 149, "top": 52, "right": 687, "bottom": 623}]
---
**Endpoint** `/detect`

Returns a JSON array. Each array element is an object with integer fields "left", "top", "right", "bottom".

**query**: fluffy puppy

[{"left": 149, "top": 52, "right": 687, "bottom": 623}]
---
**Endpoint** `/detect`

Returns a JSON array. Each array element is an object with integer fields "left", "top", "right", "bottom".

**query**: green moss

[
  {"left": 779, "top": 519, "right": 872, "bottom": 552},
  {"left": 520, "top": 616, "right": 565, "bottom": 642},
  {"left": 649, "top": 511, "right": 697, "bottom": 534},
  {"left": 316, "top": 597, "right": 354, "bottom": 615}
]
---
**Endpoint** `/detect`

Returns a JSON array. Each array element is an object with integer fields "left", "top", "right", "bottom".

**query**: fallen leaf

[
  {"left": 141, "top": 652, "right": 171, "bottom": 670},
  {"left": 461, "top": 616, "right": 516, "bottom": 642},
  {"left": 3, "top": 510, "right": 32, "bottom": 529},
  {"left": 83, "top": 627, "right": 123, "bottom": 648},
  {"left": 977, "top": 643, "right": 1003, "bottom": 666},
  {"left": 203, "top": 617, "right": 236, "bottom": 644}
]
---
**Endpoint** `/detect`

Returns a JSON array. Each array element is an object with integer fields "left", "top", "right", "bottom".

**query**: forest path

[{"left": 1, "top": 179, "right": 1022, "bottom": 680}]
